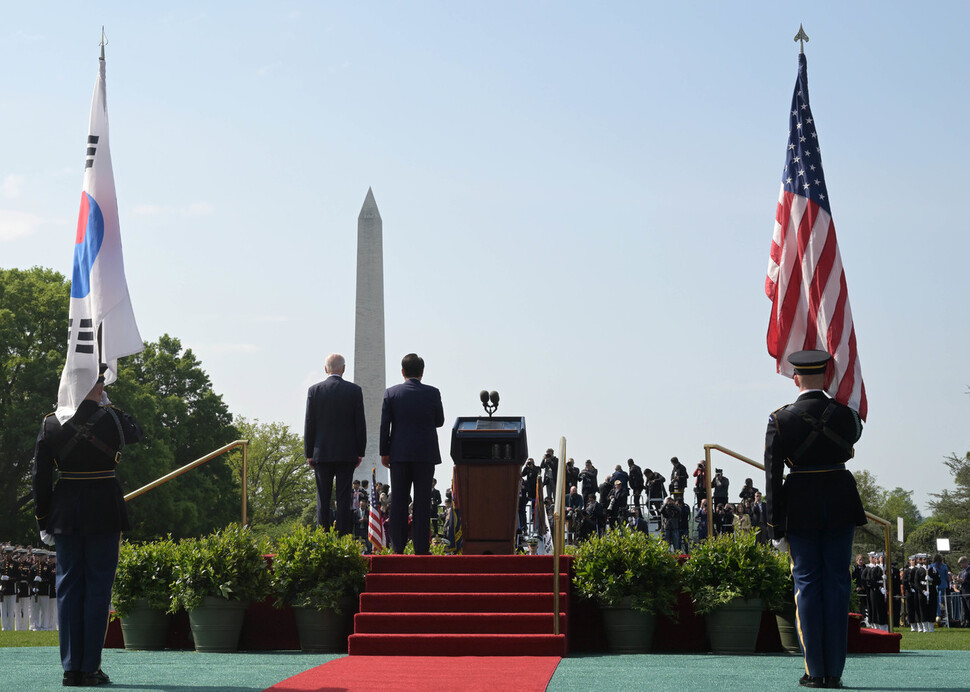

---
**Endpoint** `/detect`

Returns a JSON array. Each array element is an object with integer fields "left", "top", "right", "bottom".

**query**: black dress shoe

[
  {"left": 799, "top": 674, "right": 825, "bottom": 688},
  {"left": 78, "top": 669, "right": 110, "bottom": 687},
  {"left": 823, "top": 678, "right": 843, "bottom": 689},
  {"left": 62, "top": 671, "right": 81, "bottom": 687}
]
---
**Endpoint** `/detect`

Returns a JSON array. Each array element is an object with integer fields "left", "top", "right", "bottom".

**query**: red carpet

[
  {"left": 847, "top": 613, "right": 901, "bottom": 653},
  {"left": 266, "top": 655, "right": 561, "bottom": 691},
  {"left": 348, "top": 555, "right": 569, "bottom": 656}
]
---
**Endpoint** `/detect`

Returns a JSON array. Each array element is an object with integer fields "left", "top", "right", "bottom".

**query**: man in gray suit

[
  {"left": 380, "top": 353, "right": 445, "bottom": 555},
  {"left": 304, "top": 353, "right": 366, "bottom": 535}
]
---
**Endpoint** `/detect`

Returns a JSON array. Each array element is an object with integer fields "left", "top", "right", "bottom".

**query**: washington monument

[{"left": 354, "top": 188, "right": 386, "bottom": 484}]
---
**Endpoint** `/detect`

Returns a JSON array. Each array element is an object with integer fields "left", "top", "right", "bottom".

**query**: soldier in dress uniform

[
  {"left": 29, "top": 548, "right": 51, "bottom": 631},
  {"left": 916, "top": 553, "right": 940, "bottom": 632},
  {"left": 765, "top": 350, "right": 866, "bottom": 689},
  {"left": 14, "top": 548, "right": 30, "bottom": 631},
  {"left": 33, "top": 365, "right": 144, "bottom": 687},
  {"left": 901, "top": 555, "right": 917, "bottom": 631},
  {"left": 864, "top": 552, "right": 888, "bottom": 631},
  {"left": 0, "top": 546, "right": 16, "bottom": 631}
]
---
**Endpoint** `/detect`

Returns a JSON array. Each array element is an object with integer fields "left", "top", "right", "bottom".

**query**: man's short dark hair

[{"left": 402, "top": 353, "right": 425, "bottom": 378}]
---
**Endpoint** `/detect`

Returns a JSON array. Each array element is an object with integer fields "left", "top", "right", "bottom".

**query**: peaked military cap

[{"left": 787, "top": 349, "right": 832, "bottom": 375}]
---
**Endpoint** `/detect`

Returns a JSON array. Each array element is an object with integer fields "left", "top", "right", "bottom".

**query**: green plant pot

[
  {"left": 601, "top": 600, "right": 656, "bottom": 653},
  {"left": 706, "top": 597, "right": 763, "bottom": 654},
  {"left": 774, "top": 604, "right": 802, "bottom": 655},
  {"left": 293, "top": 603, "right": 354, "bottom": 653},
  {"left": 188, "top": 597, "right": 248, "bottom": 652},
  {"left": 120, "top": 599, "right": 170, "bottom": 650}
]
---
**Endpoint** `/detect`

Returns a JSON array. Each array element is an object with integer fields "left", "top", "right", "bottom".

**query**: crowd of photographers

[{"left": 517, "top": 452, "right": 769, "bottom": 555}]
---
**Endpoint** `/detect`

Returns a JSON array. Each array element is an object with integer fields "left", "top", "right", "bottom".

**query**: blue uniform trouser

[
  {"left": 788, "top": 524, "right": 855, "bottom": 679},
  {"left": 54, "top": 533, "right": 121, "bottom": 674}
]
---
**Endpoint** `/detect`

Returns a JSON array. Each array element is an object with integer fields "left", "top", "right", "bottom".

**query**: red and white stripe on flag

[
  {"left": 766, "top": 53, "right": 867, "bottom": 421},
  {"left": 368, "top": 469, "right": 386, "bottom": 550}
]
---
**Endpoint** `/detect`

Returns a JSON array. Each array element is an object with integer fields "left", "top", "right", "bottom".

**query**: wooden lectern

[{"left": 450, "top": 416, "right": 528, "bottom": 555}]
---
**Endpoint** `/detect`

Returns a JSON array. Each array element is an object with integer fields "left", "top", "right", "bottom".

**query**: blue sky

[{"left": 2, "top": 3, "right": 967, "bottom": 518}]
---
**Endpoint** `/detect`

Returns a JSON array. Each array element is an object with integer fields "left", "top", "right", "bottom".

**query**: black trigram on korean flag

[
  {"left": 85, "top": 135, "right": 99, "bottom": 169},
  {"left": 69, "top": 318, "right": 96, "bottom": 354}
]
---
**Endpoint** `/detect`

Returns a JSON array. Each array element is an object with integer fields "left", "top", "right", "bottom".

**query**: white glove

[
  {"left": 0, "top": 575, "right": 8, "bottom": 581},
  {"left": 33, "top": 576, "right": 42, "bottom": 582},
  {"left": 772, "top": 537, "right": 789, "bottom": 553},
  {"left": 40, "top": 530, "right": 55, "bottom": 546}
]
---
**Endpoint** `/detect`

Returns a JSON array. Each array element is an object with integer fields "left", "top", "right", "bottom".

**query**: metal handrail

[
  {"left": 123, "top": 439, "right": 250, "bottom": 526},
  {"left": 551, "top": 436, "right": 567, "bottom": 635},
  {"left": 703, "top": 443, "right": 894, "bottom": 633}
]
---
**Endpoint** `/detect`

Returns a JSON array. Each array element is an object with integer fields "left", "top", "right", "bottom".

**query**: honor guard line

[{"left": 117, "top": 436, "right": 894, "bottom": 638}]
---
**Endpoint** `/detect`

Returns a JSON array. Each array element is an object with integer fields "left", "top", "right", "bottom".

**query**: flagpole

[
  {"left": 794, "top": 24, "right": 809, "bottom": 54},
  {"left": 100, "top": 26, "right": 107, "bottom": 61}
]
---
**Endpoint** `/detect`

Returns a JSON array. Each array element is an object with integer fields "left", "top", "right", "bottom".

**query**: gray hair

[{"left": 325, "top": 353, "right": 346, "bottom": 374}]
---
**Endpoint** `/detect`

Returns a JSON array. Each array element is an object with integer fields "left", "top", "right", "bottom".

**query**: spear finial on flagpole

[
  {"left": 100, "top": 26, "right": 108, "bottom": 61},
  {"left": 794, "top": 24, "right": 809, "bottom": 54}
]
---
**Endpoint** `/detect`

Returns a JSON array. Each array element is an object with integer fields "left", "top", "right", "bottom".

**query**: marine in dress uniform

[
  {"left": 33, "top": 368, "right": 143, "bottom": 687},
  {"left": 0, "top": 547, "right": 16, "bottom": 631},
  {"left": 765, "top": 350, "right": 866, "bottom": 689}
]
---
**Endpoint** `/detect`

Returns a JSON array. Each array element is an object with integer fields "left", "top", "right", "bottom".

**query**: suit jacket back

[
  {"left": 379, "top": 378, "right": 444, "bottom": 463},
  {"left": 304, "top": 375, "right": 367, "bottom": 464}
]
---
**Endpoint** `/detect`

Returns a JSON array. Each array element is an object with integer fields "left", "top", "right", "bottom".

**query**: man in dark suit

[
  {"left": 304, "top": 353, "right": 367, "bottom": 536},
  {"left": 380, "top": 353, "right": 445, "bottom": 555},
  {"left": 33, "top": 366, "right": 143, "bottom": 687},
  {"left": 765, "top": 350, "right": 866, "bottom": 690}
]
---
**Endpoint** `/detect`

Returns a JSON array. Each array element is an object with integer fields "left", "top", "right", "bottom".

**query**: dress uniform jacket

[
  {"left": 765, "top": 390, "right": 866, "bottom": 539},
  {"left": 33, "top": 400, "right": 143, "bottom": 535}
]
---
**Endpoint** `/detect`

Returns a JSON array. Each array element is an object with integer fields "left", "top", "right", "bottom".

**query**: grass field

[
  {"left": 897, "top": 626, "right": 970, "bottom": 650},
  {"left": 0, "top": 631, "right": 58, "bottom": 647},
  {"left": 4, "top": 626, "right": 969, "bottom": 650}
]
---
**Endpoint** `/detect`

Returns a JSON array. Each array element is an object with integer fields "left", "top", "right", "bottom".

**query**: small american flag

[
  {"left": 368, "top": 468, "right": 386, "bottom": 551},
  {"left": 766, "top": 53, "right": 867, "bottom": 421}
]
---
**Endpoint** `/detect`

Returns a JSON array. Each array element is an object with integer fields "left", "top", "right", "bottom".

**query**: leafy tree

[
  {"left": 0, "top": 266, "right": 240, "bottom": 543},
  {"left": 881, "top": 487, "right": 923, "bottom": 532},
  {"left": 851, "top": 471, "right": 922, "bottom": 559},
  {"left": 904, "top": 519, "right": 970, "bottom": 558},
  {"left": 853, "top": 470, "right": 883, "bottom": 513},
  {"left": 0, "top": 267, "right": 70, "bottom": 543},
  {"left": 927, "top": 452, "right": 970, "bottom": 524},
  {"left": 226, "top": 418, "right": 315, "bottom": 531},
  {"left": 109, "top": 335, "right": 240, "bottom": 540}
]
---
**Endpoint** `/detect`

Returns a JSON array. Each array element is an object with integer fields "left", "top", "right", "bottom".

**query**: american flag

[
  {"left": 367, "top": 468, "right": 386, "bottom": 551},
  {"left": 766, "top": 53, "right": 867, "bottom": 421}
]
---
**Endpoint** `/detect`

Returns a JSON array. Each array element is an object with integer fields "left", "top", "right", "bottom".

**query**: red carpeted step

[
  {"left": 368, "top": 554, "right": 572, "bottom": 575},
  {"left": 359, "top": 591, "right": 567, "bottom": 614},
  {"left": 354, "top": 612, "right": 566, "bottom": 634},
  {"left": 851, "top": 627, "right": 901, "bottom": 654},
  {"left": 365, "top": 572, "right": 569, "bottom": 593},
  {"left": 348, "top": 633, "right": 567, "bottom": 656}
]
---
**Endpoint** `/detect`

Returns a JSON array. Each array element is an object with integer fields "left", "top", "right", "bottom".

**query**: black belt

[
  {"left": 788, "top": 464, "right": 846, "bottom": 474},
  {"left": 59, "top": 470, "right": 116, "bottom": 480}
]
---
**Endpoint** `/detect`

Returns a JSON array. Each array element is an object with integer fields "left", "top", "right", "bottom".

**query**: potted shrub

[
  {"left": 112, "top": 537, "right": 178, "bottom": 650},
  {"left": 170, "top": 524, "right": 270, "bottom": 652},
  {"left": 770, "top": 549, "right": 801, "bottom": 654},
  {"left": 681, "top": 530, "right": 790, "bottom": 653},
  {"left": 572, "top": 525, "right": 680, "bottom": 652},
  {"left": 270, "top": 525, "right": 367, "bottom": 652}
]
